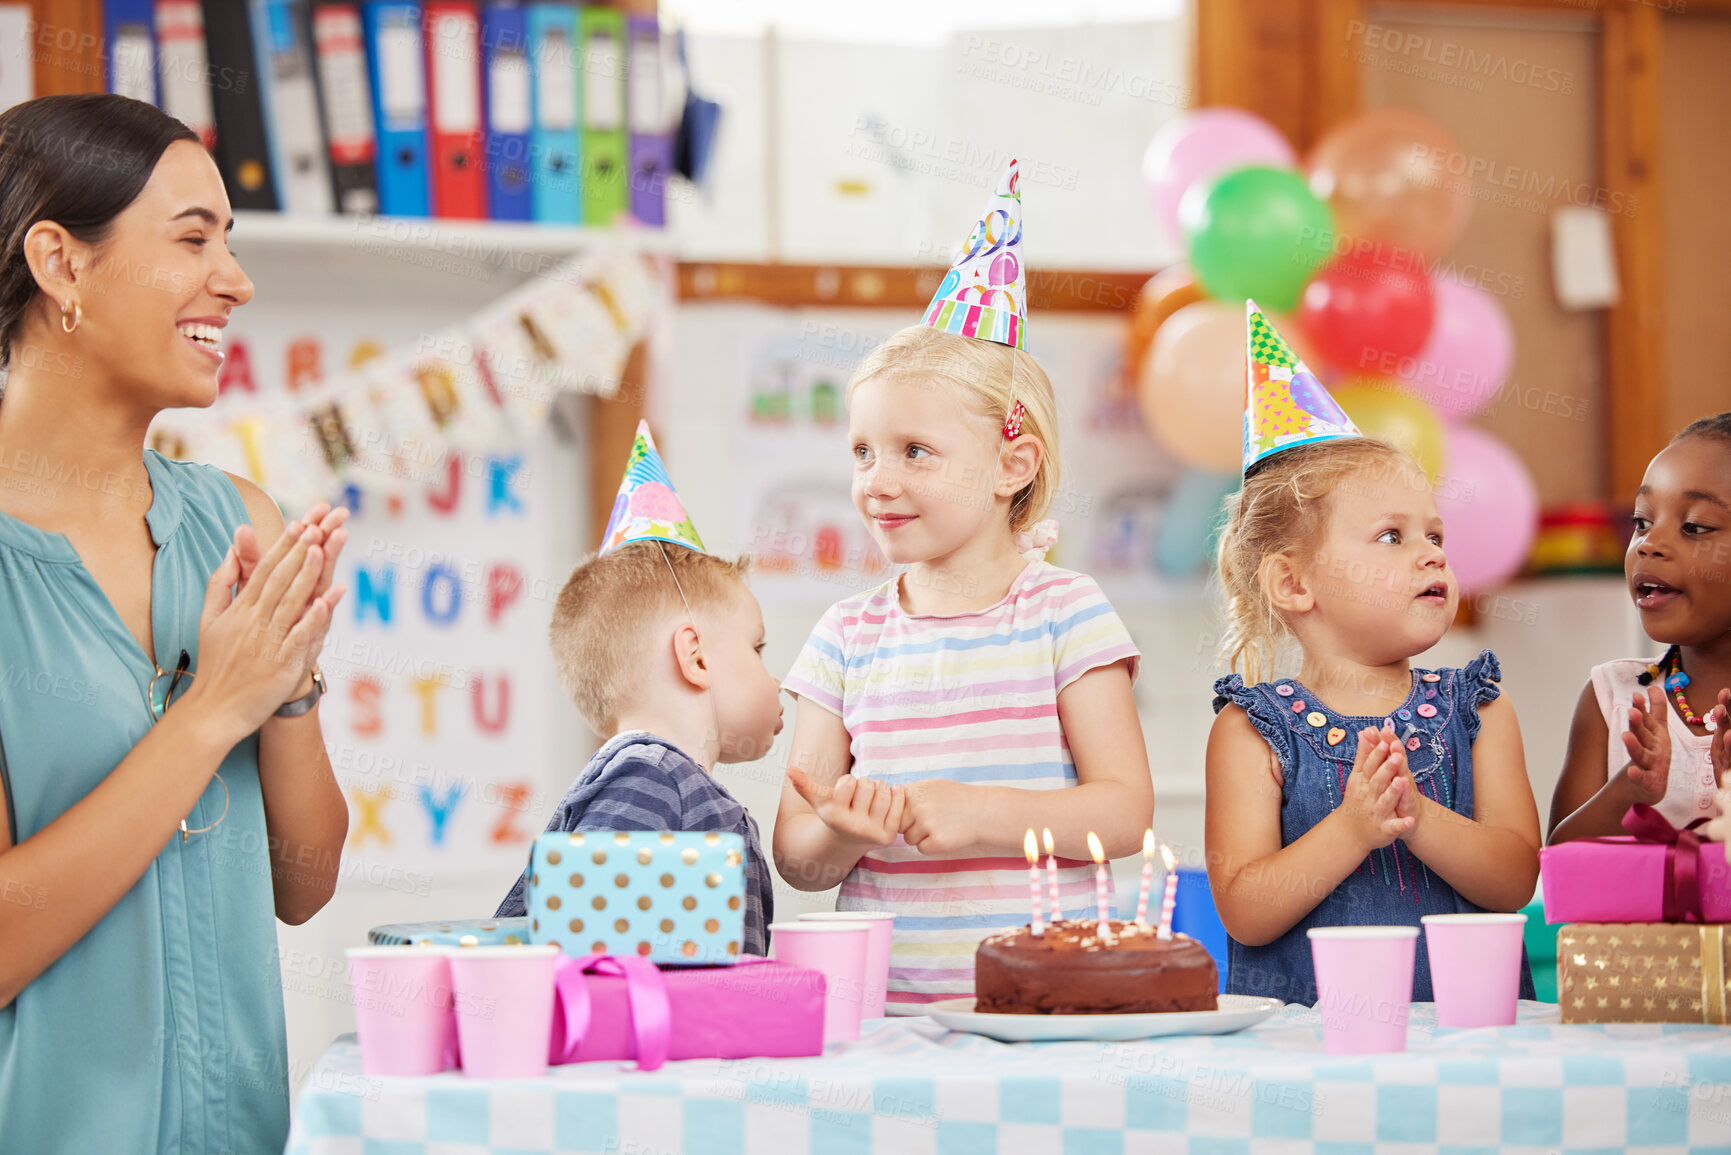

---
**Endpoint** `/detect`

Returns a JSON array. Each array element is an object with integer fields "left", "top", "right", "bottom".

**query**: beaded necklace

[{"left": 1638, "top": 645, "right": 1721, "bottom": 732}]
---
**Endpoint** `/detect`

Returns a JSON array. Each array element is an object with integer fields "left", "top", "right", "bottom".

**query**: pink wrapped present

[
  {"left": 548, "top": 954, "right": 826, "bottom": 1070},
  {"left": 1540, "top": 804, "right": 1731, "bottom": 924}
]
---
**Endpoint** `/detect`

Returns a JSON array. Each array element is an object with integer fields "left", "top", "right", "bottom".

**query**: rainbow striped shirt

[{"left": 781, "top": 561, "right": 1141, "bottom": 1010}]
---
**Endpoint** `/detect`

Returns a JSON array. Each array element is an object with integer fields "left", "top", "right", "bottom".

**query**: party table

[{"left": 285, "top": 1002, "right": 1731, "bottom": 1154}]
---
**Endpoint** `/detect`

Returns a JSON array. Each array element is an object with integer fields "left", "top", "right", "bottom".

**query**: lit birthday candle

[
  {"left": 1024, "top": 829, "right": 1044, "bottom": 936},
  {"left": 1087, "top": 831, "right": 1109, "bottom": 939},
  {"left": 1135, "top": 830, "right": 1156, "bottom": 928},
  {"left": 1157, "top": 843, "right": 1179, "bottom": 940},
  {"left": 1042, "top": 828, "right": 1060, "bottom": 924}
]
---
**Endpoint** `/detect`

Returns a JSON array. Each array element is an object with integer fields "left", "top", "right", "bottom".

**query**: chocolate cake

[{"left": 974, "top": 920, "right": 1219, "bottom": 1015}]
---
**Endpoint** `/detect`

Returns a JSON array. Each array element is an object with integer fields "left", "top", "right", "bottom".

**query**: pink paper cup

[
  {"left": 447, "top": 945, "right": 560, "bottom": 1078},
  {"left": 798, "top": 911, "right": 896, "bottom": 1019},
  {"left": 769, "top": 921, "right": 871, "bottom": 1044},
  {"left": 1307, "top": 926, "right": 1420, "bottom": 1055},
  {"left": 345, "top": 947, "right": 457, "bottom": 1077},
  {"left": 1422, "top": 913, "right": 1527, "bottom": 1028}
]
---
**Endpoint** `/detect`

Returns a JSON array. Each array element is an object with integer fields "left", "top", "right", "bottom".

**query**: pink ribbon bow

[
  {"left": 1621, "top": 804, "right": 1713, "bottom": 923},
  {"left": 550, "top": 953, "right": 674, "bottom": 1071}
]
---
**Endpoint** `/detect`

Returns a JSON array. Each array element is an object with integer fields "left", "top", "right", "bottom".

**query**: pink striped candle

[
  {"left": 1087, "top": 832, "right": 1110, "bottom": 940},
  {"left": 1135, "top": 830, "right": 1155, "bottom": 927},
  {"left": 1157, "top": 844, "right": 1178, "bottom": 940},
  {"left": 1042, "top": 828, "right": 1060, "bottom": 924},
  {"left": 1024, "top": 830, "right": 1043, "bottom": 935}
]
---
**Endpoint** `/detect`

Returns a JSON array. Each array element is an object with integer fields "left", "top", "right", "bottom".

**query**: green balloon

[{"left": 1181, "top": 166, "right": 1334, "bottom": 312}]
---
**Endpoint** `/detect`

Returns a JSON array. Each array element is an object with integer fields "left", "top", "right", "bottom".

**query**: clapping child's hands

[
  {"left": 788, "top": 768, "right": 904, "bottom": 847},
  {"left": 1623, "top": 683, "right": 1672, "bottom": 805},
  {"left": 1340, "top": 723, "right": 1414, "bottom": 853}
]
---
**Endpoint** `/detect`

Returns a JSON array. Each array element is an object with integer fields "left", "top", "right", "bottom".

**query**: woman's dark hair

[
  {"left": 1674, "top": 412, "right": 1731, "bottom": 445},
  {"left": 0, "top": 94, "right": 199, "bottom": 369}
]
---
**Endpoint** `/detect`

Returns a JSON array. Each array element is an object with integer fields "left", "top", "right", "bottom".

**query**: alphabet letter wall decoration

[{"left": 349, "top": 786, "right": 393, "bottom": 848}]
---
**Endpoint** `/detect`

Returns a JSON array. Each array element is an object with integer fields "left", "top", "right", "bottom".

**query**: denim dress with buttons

[{"left": 1212, "top": 649, "right": 1535, "bottom": 1006}]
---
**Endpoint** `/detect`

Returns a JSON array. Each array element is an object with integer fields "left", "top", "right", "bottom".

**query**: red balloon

[{"left": 1297, "top": 252, "right": 1435, "bottom": 377}]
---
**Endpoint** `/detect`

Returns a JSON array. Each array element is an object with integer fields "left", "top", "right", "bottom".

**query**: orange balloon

[
  {"left": 1126, "top": 266, "right": 1206, "bottom": 383},
  {"left": 1138, "top": 300, "right": 1245, "bottom": 473},
  {"left": 1308, "top": 109, "right": 1471, "bottom": 257}
]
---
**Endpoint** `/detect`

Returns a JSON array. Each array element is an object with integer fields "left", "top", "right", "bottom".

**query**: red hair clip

[{"left": 1003, "top": 400, "right": 1026, "bottom": 440}]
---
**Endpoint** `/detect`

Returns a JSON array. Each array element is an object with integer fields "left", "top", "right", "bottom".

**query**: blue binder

[
  {"left": 525, "top": 3, "right": 580, "bottom": 224},
  {"left": 482, "top": 3, "right": 532, "bottom": 220},
  {"left": 362, "top": 0, "right": 431, "bottom": 216},
  {"left": 106, "top": 0, "right": 159, "bottom": 105}
]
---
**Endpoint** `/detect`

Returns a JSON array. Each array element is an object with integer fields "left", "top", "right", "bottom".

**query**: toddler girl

[
  {"left": 1205, "top": 305, "right": 1541, "bottom": 1006},
  {"left": 1550, "top": 413, "right": 1731, "bottom": 843}
]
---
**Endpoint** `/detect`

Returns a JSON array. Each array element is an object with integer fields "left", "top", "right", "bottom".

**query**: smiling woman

[{"left": 0, "top": 95, "right": 350, "bottom": 1155}]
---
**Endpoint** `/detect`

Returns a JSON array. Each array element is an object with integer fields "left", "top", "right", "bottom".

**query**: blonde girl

[
  {"left": 1205, "top": 436, "right": 1541, "bottom": 1006},
  {"left": 775, "top": 324, "right": 1154, "bottom": 1012}
]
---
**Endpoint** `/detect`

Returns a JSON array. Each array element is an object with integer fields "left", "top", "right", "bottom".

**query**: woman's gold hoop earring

[{"left": 60, "top": 299, "right": 81, "bottom": 334}]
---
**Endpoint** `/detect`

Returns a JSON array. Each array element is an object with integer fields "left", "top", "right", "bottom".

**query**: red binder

[{"left": 424, "top": 0, "right": 485, "bottom": 218}]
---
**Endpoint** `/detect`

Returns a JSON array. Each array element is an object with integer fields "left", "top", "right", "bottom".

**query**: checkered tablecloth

[{"left": 285, "top": 1002, "right": 1731, "bottom": 1154}]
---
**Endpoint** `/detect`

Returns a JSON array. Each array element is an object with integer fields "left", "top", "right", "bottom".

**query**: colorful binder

[
  {"left": 154, "top": 1, "right": 215, "bottom": 148},
  {"left": 202, "top": 0, "right": 279, "bottom": 210},
  {"left": 251, "top": 0, "right": 335, "bottom": 215},
  {"left": 362, "top": 0, "right": 430, "bottom": 216},
  {"left": 481, "top": 2, "right": 532, "bottom": 220},
  {"left": 578, "top": 4, "right": 626, "bottom": 225},
  {"left": 526, "top": 2, "right": 579, "bottom": 224},
  {"left": 425, "top": 0, "right": 486, "bottom": 218},
  {"left": 105, "top": 0, "right": 158, "bottom": 104},
  {"left": 626, "top": 14, "right": 672, "bottom": 227},
  {"left": 308, "top": 0, "right": 379, "bottom": 213}
]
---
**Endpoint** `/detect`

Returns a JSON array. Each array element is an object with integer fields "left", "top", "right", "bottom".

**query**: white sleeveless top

[{"left": 1590, "top": 658, "right": 1719, "bottom": 826}]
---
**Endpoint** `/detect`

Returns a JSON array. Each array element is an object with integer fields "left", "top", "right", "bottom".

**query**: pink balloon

[
  {"left": 1435, "top": 426, "right": 1538, "bottom": 592},
  {"left": 1392, "top": 279, "right": 1514, "bottom": 421},
  {"left": 1143, "top": 109, "right": 1295, "bottom": 246}
]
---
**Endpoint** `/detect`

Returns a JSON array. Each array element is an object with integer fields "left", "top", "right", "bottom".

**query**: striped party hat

[
  {"left": 1243, "top": 300, "right": 1360, "bottom": 474},
  {"left": 921, "top": 160, "right": 1026, "bottom": 349},
  {"left": 599, "top": 421, "right": 706, "bottom": 554}
]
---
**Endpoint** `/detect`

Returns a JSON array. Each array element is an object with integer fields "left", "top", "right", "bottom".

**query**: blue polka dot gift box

[
  {"left": 367, "top": 917, "right": 530, "bottom": 947},
  {"left": 527, "top": 830, "right": 746, "bottom": 964}
]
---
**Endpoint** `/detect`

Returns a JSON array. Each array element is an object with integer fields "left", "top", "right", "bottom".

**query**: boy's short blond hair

[
  {"left": 549, "top": 541, "right": 753, "bottom": 733},
  {"left": 846, "top": 324, "right": 1059, "bottom": 534}
]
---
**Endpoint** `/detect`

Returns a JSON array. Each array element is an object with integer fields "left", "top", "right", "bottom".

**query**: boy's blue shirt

[{"left": 495, "top": 731, "right": 774, "bottom": 956}]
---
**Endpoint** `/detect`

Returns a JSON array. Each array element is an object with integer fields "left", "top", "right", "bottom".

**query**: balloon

[
  {"left": 1180, "top": 166, "right": 1334, "bottom": 312},
  {"left": 1434, "top": 425, "right": 1538, "bottom": 592},
  {"left": 1155, "top": 468, "right": 1239, "bottom": 578},
  {"left": 1330, "top": 379, "right": 1445, "bottom": 480},
  {"left": 1298, "top": 251, "right": 1435, "bottom": 375},
  {"left": 1143, "top": 109, "right": 1295, "bottom": 246},
  {"left": 1308, "top": 109, "right": 1471, "bottom": 257},
  {"left": 1138, "top": 301, "right": 1247, "bottom": 473},
  {"left": 1393, "top": 279, "right": 1514, "bottom": 421},
  {"left": 1126, "top": 266, "right": 1207, "bottom": 386}
]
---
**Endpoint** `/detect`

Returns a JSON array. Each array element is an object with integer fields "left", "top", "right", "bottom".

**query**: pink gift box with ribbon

[
  {"left": 1540, "top": 804, "right": 1731, "bottom": 924},
  {"left": 548, "top": 954, "right": 827, "bottom": 1070}
]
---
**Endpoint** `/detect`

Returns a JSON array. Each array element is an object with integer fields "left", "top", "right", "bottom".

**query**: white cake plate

[{"left": 925, "top": 993, "right": 1283, "bottom": 1042}]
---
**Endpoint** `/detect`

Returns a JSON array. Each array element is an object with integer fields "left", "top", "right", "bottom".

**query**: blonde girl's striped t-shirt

[{"left": 781, "top": 560, "right": 1142, "bottom": 1010}]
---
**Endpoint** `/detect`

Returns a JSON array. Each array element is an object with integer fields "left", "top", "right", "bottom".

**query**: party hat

[
  {"left": 921, "top": 160, "right": 1026, "bottom": 349},
  {"left": 599, "top": 421, "right": 706, "bottom": 555},
  {"left": 1242, "top": 300, "right": 1360, "bottom": 474}
]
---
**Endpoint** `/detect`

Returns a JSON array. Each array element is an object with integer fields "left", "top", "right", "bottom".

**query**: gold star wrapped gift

[{"left": 1557, "top": 923, "right": 1731, "bottom": 1024}]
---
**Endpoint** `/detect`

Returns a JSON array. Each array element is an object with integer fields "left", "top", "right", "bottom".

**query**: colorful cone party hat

[
  {"left": 921, "top": 160, "right": 1026, "bottom": 349},
  {"left": 599, "top": 421, "right": 706, "bottom": 555},
  {"left": 1242, "top": 300, "right": 1361, "bottom": 474}
]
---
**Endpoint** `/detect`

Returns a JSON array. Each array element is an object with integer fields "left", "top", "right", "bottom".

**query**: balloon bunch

[{"left": 1132, "top": 107, "right": 1538, "bottom": 592}]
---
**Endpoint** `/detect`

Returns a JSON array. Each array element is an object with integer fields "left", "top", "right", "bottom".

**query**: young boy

[{"left": 495, "top": 427, "right": 783, "bottom": 955}]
